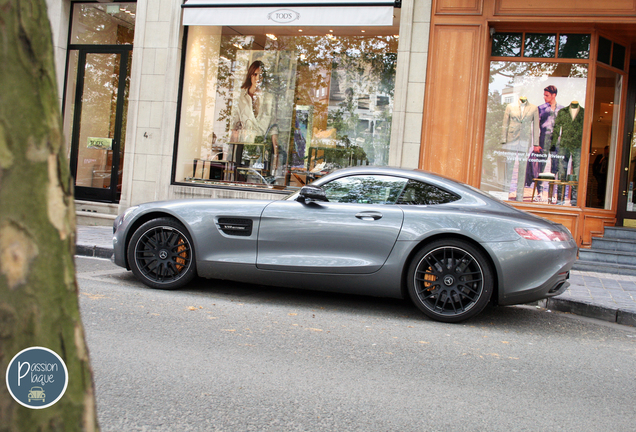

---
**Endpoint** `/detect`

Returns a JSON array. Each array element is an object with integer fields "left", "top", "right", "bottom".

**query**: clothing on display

[
  {"left": 552, "top": 102, "right": 585, "bottom": 205},
  {"left": 501, "top": 98, "right": 540, "bottom": 202},
  {"left": 526, "top": 101, "right": 565, "bottom": 190}
]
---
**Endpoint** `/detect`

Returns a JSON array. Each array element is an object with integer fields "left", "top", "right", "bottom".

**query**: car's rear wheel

[
  {"left": 407, "top": 239, "right": 493, "bottom": 323},
  {"left": 127, "top": 217, "right": 196, "bottom": 290}
]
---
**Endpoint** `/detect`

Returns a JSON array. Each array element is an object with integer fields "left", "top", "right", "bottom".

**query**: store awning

[{"left": 182, "top": 0, "right": 397, "bottom": 27}]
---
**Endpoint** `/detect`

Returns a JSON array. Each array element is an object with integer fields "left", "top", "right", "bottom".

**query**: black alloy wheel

[
  {"left": 407, "top": 239, "right": 493, "bottom": 323},
  {"left": 127, "top": 217, "right": 196, "bottom": 290}
]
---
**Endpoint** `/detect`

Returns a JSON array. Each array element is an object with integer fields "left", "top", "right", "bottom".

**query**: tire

[
  {"left": 407, "top": 239, "right": 493, "bottom": 323},
  {"left": 127, "top": 218, "right": 197, "bottom": 290}
]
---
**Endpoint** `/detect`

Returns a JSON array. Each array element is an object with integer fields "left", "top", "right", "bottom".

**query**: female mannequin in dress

[{"left": 232, "top": 61, "right": 280, "bottom": 173}]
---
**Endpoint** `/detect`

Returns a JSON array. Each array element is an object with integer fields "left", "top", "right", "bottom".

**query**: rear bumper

[{"left": 499, "top": 268, "right": 571, "bottom": 305}]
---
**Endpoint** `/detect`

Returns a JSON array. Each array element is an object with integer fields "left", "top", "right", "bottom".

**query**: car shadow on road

[
  {"left": 177, "top": 276, "right": 552, "bottom": 328},
  {"left": 104, "top": 269, "right": 573, "bottom": 329}
]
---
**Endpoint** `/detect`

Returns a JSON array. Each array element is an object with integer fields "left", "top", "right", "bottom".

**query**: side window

[
  {"left": 322, "top": 175, "right": 408, "bottom": 204},
  {"left": 396, "top": 180, "right": 460, "bottom": 205}
]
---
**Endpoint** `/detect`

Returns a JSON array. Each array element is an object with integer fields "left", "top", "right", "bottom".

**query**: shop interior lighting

[
  {"left": 361, "top": 29, "right": 366, "bottom": 33},
  {"left": 266, "top": 34, "right": 277, "bottom": 40},
  {"left": 298, "top": 29, "right": 303, "bottom": 32}
]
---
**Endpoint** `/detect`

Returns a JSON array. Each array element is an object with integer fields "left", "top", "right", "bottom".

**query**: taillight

[{"left": 515, "top": 227, "right": 568, "bottom": 242}]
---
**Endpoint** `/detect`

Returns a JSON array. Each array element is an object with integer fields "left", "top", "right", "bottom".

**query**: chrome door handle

[{"left": 355, "top": 211, "right": 383, "bottom": 221}]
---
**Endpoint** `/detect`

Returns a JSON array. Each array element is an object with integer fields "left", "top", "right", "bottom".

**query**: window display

[
  {"left": 175, "top": 26, "right": 398, "bottom": 190},
  {"left": 481, "top": 61, "right": 588, "bottom": 204}
]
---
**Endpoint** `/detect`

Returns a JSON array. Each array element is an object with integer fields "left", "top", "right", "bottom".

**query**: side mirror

[{"left": 298, "top": 185, "right": 328, "bottom": 203}]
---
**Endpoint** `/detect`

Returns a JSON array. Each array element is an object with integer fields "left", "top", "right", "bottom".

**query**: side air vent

[{"left": 217, "top": 218, "right": 253, "bottom": 236}]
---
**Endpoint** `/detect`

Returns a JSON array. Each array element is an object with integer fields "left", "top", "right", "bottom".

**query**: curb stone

[
  {"left": 76, "top": 245, "right": 113, "bottom": 260},
  {"left": 547, "top": 297, "right": 636, "bottom": 325}
]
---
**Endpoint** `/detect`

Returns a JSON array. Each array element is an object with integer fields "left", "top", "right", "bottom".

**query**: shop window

[
  {"left": 480, "top": 61, "right": 588, "bottom": 205},
  {"left": 492, "top": 32, "right": 590, "bottom": 60},
  {"left": 597, "top": 37, "right": 626, "bottom": 71},
  {"left": 491, "top": 33, "right": 522, "bottom": 57},
  {"left": 586, "top": 67, "right": 622, "bottom": 209},
  {"left": 70, "top": 3, "right": 136, "bottom": 45},
  {"left": 524, "top": 34, "right": 556, "bottom": 58},
  {"left": 558, "top": 34, "right": 591, "bottom": 59},
  {"left": 612, "top": 44, "right": 626, "bottom": 71},
  {"left": 174, "top": 26, "right": 398, "bottom": 191}
]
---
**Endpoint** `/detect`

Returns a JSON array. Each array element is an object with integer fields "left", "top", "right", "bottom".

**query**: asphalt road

[{"left": 76, "top": 256, "right": 636, "bottom": 432}]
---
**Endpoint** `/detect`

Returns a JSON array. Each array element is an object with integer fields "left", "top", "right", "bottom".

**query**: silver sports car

[{"left": 112, "top": 167, "right": 577, "bottom": 322}]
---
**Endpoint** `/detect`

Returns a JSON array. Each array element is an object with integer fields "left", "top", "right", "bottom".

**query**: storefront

[
  {"left": 51, "top": 0, "right": 424, "bottom": 220},
  {"left": 421, "top": 0, "right": 636, "bottom": 246},
  {"left": 50, "top": 0, "right": 636, "bottom": 247},
  {"left": 174, "top": 0, "right": 400, "bottom": 191}
]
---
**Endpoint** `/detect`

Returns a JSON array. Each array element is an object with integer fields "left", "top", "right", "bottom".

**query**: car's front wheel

[
  {"left": 127, "top": 217, "right": 196, "bottom": 290},
  {"left": 407, "top": 239, "right": 493, "bottom": 323}
]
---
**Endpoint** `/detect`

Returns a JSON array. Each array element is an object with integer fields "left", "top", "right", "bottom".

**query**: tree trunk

[{"left": 0, "top": 0, "right": 99, "bottom": 430}]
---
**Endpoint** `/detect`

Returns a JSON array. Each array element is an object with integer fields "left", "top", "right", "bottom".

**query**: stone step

[
  {"left": 603, "top": 226, "right": 636, "bottom": 241},
  {"left": 578, "top": 248, "right": 636, "bottom": 267},
  {"left": 75, "top": 200, "right": 120, "bottom": 216},
  {"left": 590, "top": 236, "right": 636, "bottom": 253},
  {"left": 75, "top": 200, "right": 119, "bottom": 227},
  {"left": 76, "top": 211, "right": 117, "bottom": 227},
  {"left": 572, "top": 259, "right": 636, "bottom": 276}
]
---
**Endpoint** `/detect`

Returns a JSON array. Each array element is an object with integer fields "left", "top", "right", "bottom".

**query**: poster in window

[
  {"left": 229, "top": 50, "right": 297, "bottom": 180},
  {"left": 480, "top": 62, "right": 587, "bottom": 206}
]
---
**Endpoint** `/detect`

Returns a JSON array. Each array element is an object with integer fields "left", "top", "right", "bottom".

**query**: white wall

[{"left": 119, "top": 0, "right": 185, "bottom": 210}]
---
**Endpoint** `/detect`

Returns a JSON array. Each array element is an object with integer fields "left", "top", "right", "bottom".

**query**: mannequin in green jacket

[{"left": 551, "top": 101, "right": 584, "bottom": 205}]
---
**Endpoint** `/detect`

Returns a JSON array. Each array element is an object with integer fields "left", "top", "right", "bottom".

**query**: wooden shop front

[{"left": 420, "top": 0, "right": 636, "bottom": 247}]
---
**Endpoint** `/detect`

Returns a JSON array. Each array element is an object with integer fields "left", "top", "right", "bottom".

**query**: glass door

[
  {"left": 68, "top": 47, "right": 131, "bottom": 202},
  {"left": 617, "top": 65, "right": 636, "bottom": 227}
]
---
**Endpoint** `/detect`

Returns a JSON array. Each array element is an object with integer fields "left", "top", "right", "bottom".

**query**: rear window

[{"left": 396, "top": 180, "right": 460, "bottom": 205}]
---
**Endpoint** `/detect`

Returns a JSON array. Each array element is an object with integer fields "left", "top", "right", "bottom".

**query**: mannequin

[
  {"left": 501, "top": 96, "right": 540, "bottom": 202},
  {"left": 528, "top": 85, "right": 564, "bottom": 198},
  {"left": 551, "top": 101, "right": 585, "bottom": 205}
]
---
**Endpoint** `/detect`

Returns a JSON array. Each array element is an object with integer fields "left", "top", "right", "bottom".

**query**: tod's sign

[{"left": 267, "top": 9, "right": 301, "bottom": 23}]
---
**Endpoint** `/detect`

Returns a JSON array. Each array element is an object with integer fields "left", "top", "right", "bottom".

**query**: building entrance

[
  {"left": 617, "top": 64, "right": 636, "bottom": 227},
  {"left": 62, "top": 3, "right": 136, "bottom": 203},
  {"left": 68, "top": 48, "right": 131, "bottom": 203}
]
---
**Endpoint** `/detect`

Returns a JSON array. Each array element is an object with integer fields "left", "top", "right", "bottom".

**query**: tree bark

[{"left": 0, "top": 0, "right": 99, "bottom": 430}]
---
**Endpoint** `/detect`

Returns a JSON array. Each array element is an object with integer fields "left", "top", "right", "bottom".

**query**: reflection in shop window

[
  {"left": 558, "top": 34, "right": 590, "bottom": 59},
  {"left": 492, "top": 32, "right": 590, "bottom": 60},
  {"left": 70, "top": 3, "right": 136, "bottom": 45},
  {"left": 491, "top": 33, "right": 522, "bottom": 57},
  {"left": 480, "top": 61, "right": 587, "bottom": 206},
  {"left": 523, "top": 34, "right": 556, "bottom": 58},
  {"left": 175, "top": 27, "right": 398, "bottom": 191}
]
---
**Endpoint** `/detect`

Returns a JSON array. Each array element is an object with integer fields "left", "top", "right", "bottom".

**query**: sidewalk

[{"left": 75, "top": 225, "right": 636, "bottom": 326}]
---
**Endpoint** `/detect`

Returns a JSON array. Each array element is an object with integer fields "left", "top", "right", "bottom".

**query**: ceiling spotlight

[{"left": 266, "top": 34, "right": 278, "bottom": 40}]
